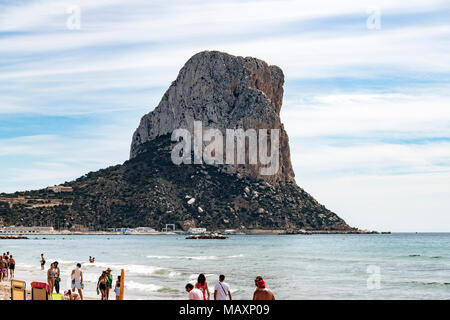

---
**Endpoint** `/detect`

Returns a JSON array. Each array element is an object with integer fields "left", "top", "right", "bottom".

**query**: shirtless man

[
  {"left": 71, "top": 263, "right": 84, "bottom": 300},
  {"left": 252, "top": 276, "right": 275, "bottom": 300},
  {"left": 9, "top": 255, "right": 15, "bottom": 279},
  {"left": 40, "top": 254, "right": 46, "bottom": 270}
]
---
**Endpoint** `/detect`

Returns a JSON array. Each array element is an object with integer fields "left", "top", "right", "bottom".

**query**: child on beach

[
  {"left": 114, "top": 276, "right": 121, "bottom": 300},
  {"left": 64, "top": 289, "right": 80, "bottom": 300}
]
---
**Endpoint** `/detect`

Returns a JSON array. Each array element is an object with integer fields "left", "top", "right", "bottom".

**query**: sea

[{"left": 1, "top": 233, "right": 449, "bottom": 300}]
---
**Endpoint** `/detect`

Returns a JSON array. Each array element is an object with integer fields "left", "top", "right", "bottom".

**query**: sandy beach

[
  {"left": 0, "top": 280, "right": 97, "bottom": 300},
  {"left": 0, "top": 281, "right": 31, "bottom": 300}
]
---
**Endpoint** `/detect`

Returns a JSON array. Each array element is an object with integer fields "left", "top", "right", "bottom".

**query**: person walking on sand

[
  {"left": 185, "top": 283, "right": 203, "bottom": 300},
  {"left": 214, "top": 274, "right": 232, "bottom": 300},
  {"left": 0, "top": 256, "right": 6, "bottom": 281},
  {"left": 253, "top": 276, "right": 275, "bottom": 300},
  {"left": 97, "top": 271, "right": 108, "bottom": 300},
  {"left": 9, "top": 255, "right": 15, "bottom": 279},
  {"left": 40, "top": 254, "right": 46, "bottom": 270},
  {"left": 195, "top": 273, "right": 210, "bottom": 300},
  {"left": 53, "top": 261, "right": 61, "bottom": 294},
  {"left": 47, "top": 263, "right": 57, "bottom": 293},
  {"left": 105, "top": 268, "right": 113, "bottom": 300},
  {"left": 71, "top": 263, "right": 84, "bottom": 300},
  {"left": 114, "top": 276, "right": 121, "bottom": 300},
  {"left": 3, "top": 256, "right": 9, "bottom": 281}
]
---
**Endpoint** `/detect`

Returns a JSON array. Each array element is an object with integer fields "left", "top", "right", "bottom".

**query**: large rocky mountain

[
  {"left": 0, "top": 51, "right": 353, "bottom": 232},
  {"left": 131, "top": 51, "right": 294, "bottom": 185}
]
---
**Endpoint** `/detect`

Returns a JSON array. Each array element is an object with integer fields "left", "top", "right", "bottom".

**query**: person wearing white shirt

[
  {"left": 186, "top": 283, "right": 204, "bottom": 300},
  {"left": 214, "top": 275, "right": 232, "bottom": 300}
]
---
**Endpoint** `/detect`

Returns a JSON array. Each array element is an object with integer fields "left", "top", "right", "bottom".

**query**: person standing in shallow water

[
  {"left": 195, "top": 273, "right": 210, "bottom": 300},
  {"left": 214, "top": 274, "right": 232, "bottom": 300},
  {"left": 40, "top": 254, "right": 45, "bottom": 270},
  {"left": 253, "top": 276, "right": 275, "bottom": 300},
  {"left": 185, "top": 283, "right": 203, "bottom": 300}
]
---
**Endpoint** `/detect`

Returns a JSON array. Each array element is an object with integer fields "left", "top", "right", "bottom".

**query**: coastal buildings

[
  {"left": 46, "top": 185, "right": 73, "bottom": 193},
  {"left": 187, "top": 228, "right": 207, "bottom": 234},
  {"left": 107, "top": 227, "right": 157, "bottom": 233},
  {"left": 0, "top": 226, "right": 54, "bottom": 234}
]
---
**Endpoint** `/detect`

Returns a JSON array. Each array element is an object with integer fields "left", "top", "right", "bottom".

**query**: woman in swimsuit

[
  {"left": 97, "top": 271, "right": 108, "bottom": 300},
  {"left": 47, "top": 263, "right": 57, "bottom": 293}
]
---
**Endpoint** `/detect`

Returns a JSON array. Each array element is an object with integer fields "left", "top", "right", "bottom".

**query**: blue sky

[{"left": 1, "top": 0, "right": 449, "bottom": 231}]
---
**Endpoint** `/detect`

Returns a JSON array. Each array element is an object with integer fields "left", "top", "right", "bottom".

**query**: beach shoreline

[
  {"left": 0, "top": 229, "right": 385, "bottom": 237},
  {"left": 1, "top": 233, "right": 448, "bottom": 300}
]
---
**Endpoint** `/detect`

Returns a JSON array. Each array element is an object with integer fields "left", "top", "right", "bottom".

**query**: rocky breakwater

[{"left": 186, "top": 233, "right": 228, "bottom": 239}]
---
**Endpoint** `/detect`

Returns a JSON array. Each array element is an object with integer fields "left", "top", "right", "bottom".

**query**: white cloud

[
  {"left": 282, "top": 92, "right": 450, "bottom": 138},
  {"left": 291, "top": 142, "right": 450, "bottom": 176},
  {"left": 299, "top": 172, "right": 450, "bottom": 232},
  {"left": 1, "top": 0, "right": 449, "bottom": 231}
]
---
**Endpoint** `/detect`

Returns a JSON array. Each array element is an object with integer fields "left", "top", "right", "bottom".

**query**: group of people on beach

[
  {"left": 41, "top": 256, "right": 121, "bottom": 300},
  {"left": 185, "top": 273, "right": 275, "bottom": 300},
  {"left": 1, "top": 252, "right": 15, "bottom": 281},
  {"left": 3, "top": 251, "right": 273, "bottom": 300},
  {"left": 38, "top": 253, "right": 120, "bottom": 300}
]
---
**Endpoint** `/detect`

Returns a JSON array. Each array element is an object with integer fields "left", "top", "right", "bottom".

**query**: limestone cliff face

[
  {"left": 130, "top": 51, "right": 295, "bottom": 184},
  {"left": 1, "top": 51, "right": 354, "bottom": 232}
]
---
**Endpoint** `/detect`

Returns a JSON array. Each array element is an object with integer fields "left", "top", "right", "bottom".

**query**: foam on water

[
  {"left": 3, "top": 233, "right": 450, "bottom": 300},
  {"left": 126, "top": 280, "right": 163, "bottom": 292},
  {"left": 146, "top": 254, "right": 245, "bottom": 260}
]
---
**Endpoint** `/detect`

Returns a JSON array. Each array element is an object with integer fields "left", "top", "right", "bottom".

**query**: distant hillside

[
  {"left": 0, "top": 51, "right": 354, "bottom": 233},
  {"left": 0, "top": 135, "right": 351, "bottom": 232}
]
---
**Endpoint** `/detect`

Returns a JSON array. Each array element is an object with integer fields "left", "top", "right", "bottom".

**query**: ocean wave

[
  {"left": 146, "top": 254, "right": 245, "bottom": 260},
  {"left": 126, "top": 280, "right": 163, "bottom": 292},
  {"left": 404, "top": 254, "right": 445, "bottom": 259},
  {"left": 73, "top": 262, "right": 166, "bottom": 276},
  {"left": 409, "top": 281, "right": 450, "bottom": 287},
  {"left": 121, "top": 264, "right": 165, "bottom": 275}
]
